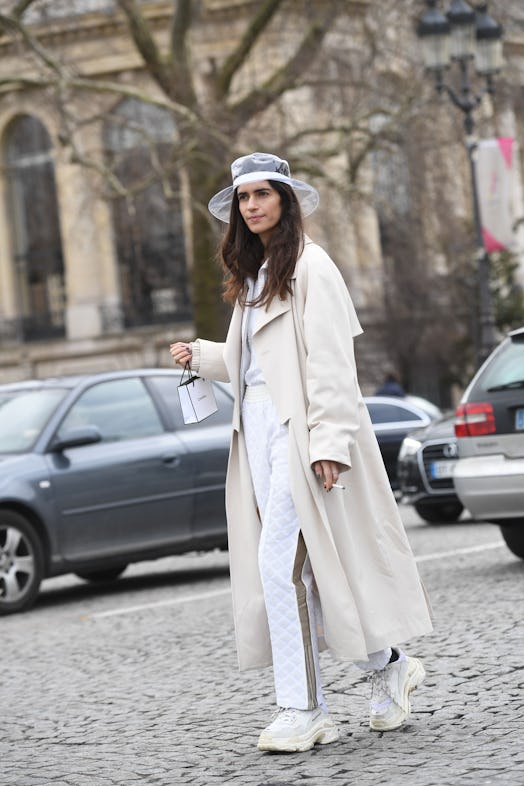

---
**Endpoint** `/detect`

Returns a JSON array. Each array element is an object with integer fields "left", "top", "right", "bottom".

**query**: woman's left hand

[
  {"left": 169, "top": 341, "right": 193, "bottom": 367},
  {"left": 313, "top": 460, "right": 345, "bottom": 491}
]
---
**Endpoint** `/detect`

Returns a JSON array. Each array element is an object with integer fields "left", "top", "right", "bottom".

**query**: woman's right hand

[{"left": 169, "top": 341, "right": 193, "bottom": 367}]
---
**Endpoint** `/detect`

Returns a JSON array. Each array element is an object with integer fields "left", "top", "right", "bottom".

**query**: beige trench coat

[{"left": 194, "top": 238, "right": 433, "bottom": 671}]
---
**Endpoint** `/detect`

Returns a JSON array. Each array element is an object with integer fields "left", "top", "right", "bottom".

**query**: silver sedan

[{"left": 454, "top": 327, "right": 524, "bottom": 559}]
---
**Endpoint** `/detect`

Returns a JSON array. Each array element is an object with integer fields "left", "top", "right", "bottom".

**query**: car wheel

[
  {"left": 75, "top": 565, "right": 128, "bottom": 583},
  {"left": 414, "top": 501, "right": 464, "bottom": 524},
  {"left": 500, "top": 523, "right": 524, "bottom": 559},
  {"left": 0, "top": 511, "right": 44, "bottom": 615}
]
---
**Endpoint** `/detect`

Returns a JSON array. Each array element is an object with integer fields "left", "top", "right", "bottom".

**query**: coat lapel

[
  {"left": 227, "top": 255, "right": 303, "bottom": 423},
  {"left": 252, "top": 296, "right": 291, "bottom": 336},
  {"left": 223, "top": 303, "right": 243, "bottom": 430}
]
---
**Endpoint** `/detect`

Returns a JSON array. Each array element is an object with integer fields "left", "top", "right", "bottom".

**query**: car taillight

[{"left": 455, "top": 402, "right": 496, "bottom": 437}]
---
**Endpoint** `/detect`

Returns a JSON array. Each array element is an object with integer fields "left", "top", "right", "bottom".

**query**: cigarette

[{"left": 332, "top": 483, "right": 345, "bottom": 489}]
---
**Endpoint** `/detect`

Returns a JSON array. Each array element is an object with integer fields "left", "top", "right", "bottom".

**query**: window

[
  {"left": 367, "top": 402, "right": 424, "bottom": 425},
  {"left": 148, "top": 375, "right": 233, "bottom": 429},
  {"left": 57, "top": 378, "right": 164, "bottom": 442},
  {"left": 479, "top": 337, "right": 524, "bottom": 392},
  {"left": 4, "top": 115, "right": 65, "bottom": 340},
  {"left": 103, "top": 99, "right": 191, "bottom": 328}
]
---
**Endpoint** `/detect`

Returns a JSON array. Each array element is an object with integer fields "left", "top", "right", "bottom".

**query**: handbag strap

[{"left": 179, "top": 361, "right": 199, "bottom": 387}]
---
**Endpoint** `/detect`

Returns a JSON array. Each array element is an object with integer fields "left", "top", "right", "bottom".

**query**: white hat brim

[{"left": 208, "top": 173, "right": 319, "bottom": 223}]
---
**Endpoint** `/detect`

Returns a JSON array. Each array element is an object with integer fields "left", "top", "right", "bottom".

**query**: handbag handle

[{"left": 179, "top": 361, "right": 199, "bottom": 387}]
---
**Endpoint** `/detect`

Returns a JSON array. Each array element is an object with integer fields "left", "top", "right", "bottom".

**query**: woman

[{"left": 170, "top": 152, "right": 432, "bottom": 753}]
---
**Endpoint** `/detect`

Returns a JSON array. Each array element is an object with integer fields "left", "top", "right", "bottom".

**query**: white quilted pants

[
  {"left": 242, "top": 385, "right": 325, "bottom": 710},
  {"left": 242, "top": 385, "right": 393, "bottom": 711}
]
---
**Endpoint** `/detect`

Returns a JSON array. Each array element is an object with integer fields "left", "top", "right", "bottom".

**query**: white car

[{"left": 453, "top": 327, "right": 524, "bottom": 558}]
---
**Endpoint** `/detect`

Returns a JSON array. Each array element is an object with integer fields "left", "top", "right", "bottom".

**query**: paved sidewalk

[{"left": 2, "top": 519, "right": 523, "bottom": 786}]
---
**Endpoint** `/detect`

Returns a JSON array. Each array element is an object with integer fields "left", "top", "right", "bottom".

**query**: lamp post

[{"left": 416, "top": 0, "right": 504, "bottom": 366}]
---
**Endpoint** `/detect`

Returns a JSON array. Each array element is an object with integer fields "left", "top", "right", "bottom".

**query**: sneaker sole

[
  {"left": 257, "top": 719, "right": 339, "bottom": 752},
  {"left": 369, "top": 658, "right": 426, "bottom": 732}
]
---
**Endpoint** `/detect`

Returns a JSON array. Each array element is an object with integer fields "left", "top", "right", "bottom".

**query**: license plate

[
  {"left": 430, "top": 460, "right": 456, "bottom": 479},
  {"left": 516, "top": 409, "right": 524, "bottom": 431}
]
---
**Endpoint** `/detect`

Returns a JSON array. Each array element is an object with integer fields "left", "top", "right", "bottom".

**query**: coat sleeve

[
  {"left": 301, "top": 249, "right": 362, "bottom": 472},
  {"left": 192, "top": 339, "right": 230, "bottom": 382}
]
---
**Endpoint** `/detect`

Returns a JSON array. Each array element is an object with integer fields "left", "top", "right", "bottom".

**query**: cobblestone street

[{"left": 2, "top": 506, "right": 523, "bottom": 786}]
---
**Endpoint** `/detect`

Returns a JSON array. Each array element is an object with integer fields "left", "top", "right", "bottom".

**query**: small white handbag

[{"left": 177, "top": 363, "right": 218, "bottom": 424}]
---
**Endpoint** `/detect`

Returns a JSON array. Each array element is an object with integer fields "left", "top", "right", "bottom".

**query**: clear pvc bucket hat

[{"left": 208, "top": 152, "right": 319, "bottom": 223}]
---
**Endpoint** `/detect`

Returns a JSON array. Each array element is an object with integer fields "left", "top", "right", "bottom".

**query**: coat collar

[
  {"left": 252, "top": 295, "right": 290, "bottom": 336},
  {"left": 251, "top": 235, "right": 313, "bottom": 335}
]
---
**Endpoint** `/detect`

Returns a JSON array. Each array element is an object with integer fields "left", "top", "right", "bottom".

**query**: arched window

[
  {"left": 104, "top": 99, "right": 191, "bottom": 328},
  {"left": 4, "top": 115, "right": 65, "bottom": 339}
]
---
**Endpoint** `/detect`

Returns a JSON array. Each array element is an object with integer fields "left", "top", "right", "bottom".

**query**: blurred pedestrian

[
  {"left": 375, "top": 372, "right": 406, "bottom": 397},
  {"left": 170, "top": 152, "right": 432, "bottom": 753}
]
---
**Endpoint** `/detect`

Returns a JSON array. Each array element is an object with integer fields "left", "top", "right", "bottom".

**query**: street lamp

[{"left": 416, "top": 1, "right": 504, "bottom": 365}]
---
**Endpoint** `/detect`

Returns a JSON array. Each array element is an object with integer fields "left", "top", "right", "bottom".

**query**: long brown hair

[{"left": 220, "top": 181, "right": 304, "bottom": 308}]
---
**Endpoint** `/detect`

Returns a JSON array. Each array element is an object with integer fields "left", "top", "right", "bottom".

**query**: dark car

[
  {"left": 397, "top": 413, "right": 463, "bottom": 523},
  {"left": 0, "top": 369, "right": 233, "bottom": 614},
  {"left": 453, "top": 327, "right": 524, "bottom": 559},
  {"left": 364, "top": 395, "right": 442, "bottom": 490}
]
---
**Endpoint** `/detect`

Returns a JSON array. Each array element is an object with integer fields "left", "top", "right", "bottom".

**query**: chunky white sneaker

[
  {"left": 257, "top": 707, "right": 339, "bottom": 752},
  {"left": 369, "top": 654, "right": 425, "bottom": 731}
]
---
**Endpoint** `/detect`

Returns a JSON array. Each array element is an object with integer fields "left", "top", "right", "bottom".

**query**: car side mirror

[{"left": 50, "top": 425, "right": 102, "bottom": 452}]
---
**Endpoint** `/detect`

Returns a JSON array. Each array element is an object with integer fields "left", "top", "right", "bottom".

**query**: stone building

[{"left": 0, "top": 0, "right": 523, "bottom": 399}]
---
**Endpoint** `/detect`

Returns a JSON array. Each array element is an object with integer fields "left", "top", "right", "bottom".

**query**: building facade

[{"left": 0, "top": 0, "right": 523, "bottom": 397}]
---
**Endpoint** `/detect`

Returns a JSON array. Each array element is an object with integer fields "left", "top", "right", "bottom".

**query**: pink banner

[{"left": 477, "top": 137, "right": 517, "bottom": 253}]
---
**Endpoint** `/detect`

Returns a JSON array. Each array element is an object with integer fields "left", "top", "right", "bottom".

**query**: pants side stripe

[{"left": 292, "top": 532, "right": 318, "bottom": 710}]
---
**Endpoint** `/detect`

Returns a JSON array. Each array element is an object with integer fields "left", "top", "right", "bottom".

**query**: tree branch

[
  {"left": 53, "top": 82, "right": 129, "bottom": 198},
  {"left": 10, "top": 0, "right": 39, "bottom": 19},
  {"left": 229, "top": 5, "right": 335, "bottom": 125},
  {"left": 55, "top": 82, "right": 183, "bottom": 203},
  {"left": 0, "top": 70, "right": 199, "bottom": 124},
  {"left": 280, "top": 114, "right": 399, "bottom": 148},
  {"left": 168, "top": 0, "right": 197, "bottom": 106},
  {"left": 171, "top": 0, "right": 192, "bottom": 58},
  {"left": 0, "top": 12, "right": 74, "bottom": 77},
  {"left": 0, "top": 9, "right": 204, "bottom": 127},
  {"left": 116, "top": 0, "right": 178, "bottom": 100},
  {"left": 215, "top": 0, "right": 284, "bottom": 98}
]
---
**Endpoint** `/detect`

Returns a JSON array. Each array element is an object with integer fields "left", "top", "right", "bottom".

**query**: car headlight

[{"left": 398, "top": 436, "right": 422, "bottom": 460}]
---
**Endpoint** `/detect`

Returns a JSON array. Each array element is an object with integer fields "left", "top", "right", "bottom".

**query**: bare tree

[
  {"left": 1, "top": 0, "right": 520, "bottom": 399},
  {"left": 0, "top": 0, "right": 352, "bottom": 337},
  {"left": 0, "top": 0, "right": 435, "bottom": 337}
]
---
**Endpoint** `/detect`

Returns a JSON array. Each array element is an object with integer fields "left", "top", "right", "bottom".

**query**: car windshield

[
  {"left": 480, "top": 337, "right": 524, "bottom": 392},
  {"left": 0, "top": 388, "right": 67, "bottom": 453}
]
